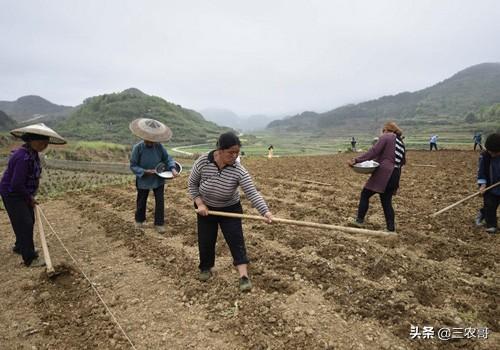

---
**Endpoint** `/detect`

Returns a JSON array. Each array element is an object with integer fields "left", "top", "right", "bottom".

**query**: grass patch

[{"left": 73, "top": 141, "right": 128, "bottom": 151}]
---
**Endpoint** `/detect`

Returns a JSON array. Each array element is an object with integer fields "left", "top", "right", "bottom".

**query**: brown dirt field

[{"left": 0, "top": 150, "right": 498, "bottom": 349}]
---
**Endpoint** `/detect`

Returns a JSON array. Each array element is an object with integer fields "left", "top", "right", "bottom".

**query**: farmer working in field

[
  {"left": 268, "top": 144, "right": 274, "bottom": 159},
  {"left": 0, "top": 124, "right": 66, "bottom": 267},
  {"left": 188, "top": 132, "right": 273, "bottom": 292},
  {"left": 429, "top": 134, "right": 438, "bottom": 151},
  {"left": 129, "top": 118, "right": 178, "bottom": 234},
  {"left": 347, "top": 121, "right": 406, "bottom": 232},
  {"left": 477, "top": 133, "right": 500, "bottom": 234},
  {"left": 351, "top": 137, "right": 357, "bottom": 152},
  {"left": 473, "top": 132, "right": 484, "bottom": 151}
]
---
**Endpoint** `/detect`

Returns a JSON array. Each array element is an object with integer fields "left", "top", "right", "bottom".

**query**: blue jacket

[
  {"left": 130, "top": 141, "right": 175, "bottom": 190},
  {"left": 477, "top": 151, "right": 500, "bottom": 196}
]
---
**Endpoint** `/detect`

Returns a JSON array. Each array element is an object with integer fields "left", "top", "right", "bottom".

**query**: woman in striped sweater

[
  {"left": 188, "top": 132, "right": 273, "bottom": 292},
  {"left": 347, "top": 122, "right": 406, "bottom": 232}
]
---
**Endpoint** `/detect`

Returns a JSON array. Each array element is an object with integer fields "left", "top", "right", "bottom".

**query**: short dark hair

[
  {"left": 216, "top": 132, "right": 241, "bottom": 150},
  {"left": 485, "top": 133, "right": 500, "bottom": 152}
]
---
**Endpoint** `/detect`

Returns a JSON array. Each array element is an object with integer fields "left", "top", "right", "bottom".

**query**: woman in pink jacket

[{"left": 347, "top": 122, "right": 406, "bottom": 232}]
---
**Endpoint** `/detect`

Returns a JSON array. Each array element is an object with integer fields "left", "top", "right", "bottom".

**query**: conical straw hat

[
  {"left": 10, "top": 123, "right": 67, "bottom": 144},
  {"left": 129, "top": 118, "right": 172, "bottom": 142}
]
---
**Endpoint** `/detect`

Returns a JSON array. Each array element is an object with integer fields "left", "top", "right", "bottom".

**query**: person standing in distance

[
  {"left": 351, "top": 137, "right": 357, "bottom": 152},
  {"left": 429, "top": 135, "right": 438, "bottom": 151}
]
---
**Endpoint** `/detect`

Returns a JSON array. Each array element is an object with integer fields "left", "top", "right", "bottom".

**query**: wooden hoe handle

[
  {"left": 431, "top": 181, "right": 500, "bottom": 217},
  {"left": 206, "top": 210, "right": 395, "bottom": 237},
  {"left": 35, "top": 205, "right": 55, "bottom": 274}
]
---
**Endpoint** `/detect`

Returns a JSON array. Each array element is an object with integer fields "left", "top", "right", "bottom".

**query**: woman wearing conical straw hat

[
  {"left": 0, "top": 123, "right": 66, "bottom": 267},
  {"left": 129, "top": 118, "right": 178, "bottom": 234}
]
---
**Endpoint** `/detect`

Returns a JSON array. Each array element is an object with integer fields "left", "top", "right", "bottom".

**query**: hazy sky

[{"left": 1, "top": 0, "right": 499, "bottom": 116}]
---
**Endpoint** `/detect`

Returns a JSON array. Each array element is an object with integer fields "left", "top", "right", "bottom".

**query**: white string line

[
  {"left": 372, "top": 247, "right": 390, "bottom": 267},
  {"left": 38, "top": 206, "right": 138, "bottom": 350}
]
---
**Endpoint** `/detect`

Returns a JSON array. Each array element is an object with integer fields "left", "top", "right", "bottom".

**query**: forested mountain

[
  {"left": 268, "top": 63, "right": 500, "bottom": 134},
  {"left": 0, "top": 95, "right": 73, "bottom": 122},
  {"left": 54, "top": 88, "right": 228, "bottom": 144}
]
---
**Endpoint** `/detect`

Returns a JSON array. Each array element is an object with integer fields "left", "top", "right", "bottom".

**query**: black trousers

[
  {"left": 196, "top": 202, "right": 249, "bottom": 271},
  {"left": 357, "top": 168, "right": 401, "bottom": 231},
  {"left": 483, "top": 192, "right": 500, "bottom": 228},
  {"left": 1, "top": 195, "right": 38, "bottom": 265},
  {"left": 135, "top": 184, "right": 164, "bottom": 226},
  {"left": 474, "top": 142, "right": 483, "bottom": 151},
  {"left": 430, "top": 143, "right": 438, "bottom": 151}
]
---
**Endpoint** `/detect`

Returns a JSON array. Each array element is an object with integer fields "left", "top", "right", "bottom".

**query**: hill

[
  {"left": 0, "top": 95, "right": 73, "bottom": 122},
  {"left": 54, "top": 88, "right": 228, "bottom": 144},
  {"left": 200, "top": 108, "right": 240, "bottom": 128},
  {"left": 200, "top": 108, "right": 276, "bottom": 131},
  {"left": 268, "top": 63, "right": 500, "bottom": 135},
  {"left": 0, "top": 110, "right": 17, "bottom": 130}
]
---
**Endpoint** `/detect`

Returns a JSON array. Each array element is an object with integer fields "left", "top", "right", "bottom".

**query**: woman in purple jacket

[
  {"left": 0, "top": 125, "right": 66, "bottom": 267},
  {"left": 347, "top": 122, "right": 406, "bottom": 232}
]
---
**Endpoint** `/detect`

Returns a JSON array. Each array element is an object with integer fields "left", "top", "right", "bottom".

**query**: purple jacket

[
  {"left": 354, "top": 133, "right": 404, "bottom": 193},
  {"left": 0, "top": 145, "right": 42, "bottom": 202}
]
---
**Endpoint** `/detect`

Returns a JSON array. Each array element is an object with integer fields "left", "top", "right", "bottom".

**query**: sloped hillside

[
  {"left": 268, "top": 62, "right": 500, "bottom": 134},
  {"left": 55, "top": 88, "right": 228, "bottom": 144},
  {"left": 0, "top": 95, "right": 73, "bottom": 122},
  {"left": 0, "top": 110, "right": 17, "bottom": 130}
]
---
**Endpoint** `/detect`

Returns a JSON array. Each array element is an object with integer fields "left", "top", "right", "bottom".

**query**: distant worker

[
  {"left": 347, "top": 122, "right": 406, "bottom": 232},
  {"left": 372, "top": 137, "right": 379, "bottom": 146},
  {"left": 189, "top": 132, "right": 273, "bottom": 292},
  {"left": 0, "top": 123, "right": 66, "bottom": 267},
  {"left": 351, "top": 137, "right": 357, "bottom": 152},
  {"left": 477, "top": 133, "right": 500, "bottom": 234},
  {"left": 473, "top": 132, "right": 483, "bottom": 151},
  {"left": 268, "top": 145, "right": 274, "bottom": 159},
  {"left": 129, "top": 118, "right": 178, "bottom": 234},
  {"left": 429, "top": 135, "right": 438, "bottom": 151}
]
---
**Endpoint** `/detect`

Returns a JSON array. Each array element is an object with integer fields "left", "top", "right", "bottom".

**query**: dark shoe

[
  {"left": 199, "top": 270, "right": 212, "bottom": 282},
  {"left": 475, "top": 213, "right": 485, "bottom": 227},
  {"left": 29, "top": 256, "right": 46, "bottom": 267},
  {"left": 348, "top": 217, "right": 365, "bottom": 228},
  {"left": 239, "top": 276, "right": 252, "bottom": 292},
  {"left": 12, "top": 246, "right": 21, "bottom": 255}
]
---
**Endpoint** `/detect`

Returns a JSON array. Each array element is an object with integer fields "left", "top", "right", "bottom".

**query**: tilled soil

[{"left": 0, "top": 150, "right": 498, "bottom": 349}]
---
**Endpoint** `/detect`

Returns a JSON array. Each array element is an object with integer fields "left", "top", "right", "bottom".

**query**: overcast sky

[{"left": 1, "top": 0, "right": 499, "bottom": 116}]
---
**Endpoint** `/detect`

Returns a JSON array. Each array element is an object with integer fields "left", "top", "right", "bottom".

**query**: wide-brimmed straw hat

[
  {"left": 10, "top": 123, "right": 67, "bottom": 144},
  {"left": 129, "top": 118, "right": 172, "bottom": 142}
]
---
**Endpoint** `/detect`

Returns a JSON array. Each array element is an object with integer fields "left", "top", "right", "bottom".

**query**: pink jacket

[{"left": 354, "top": 133, "right": 404, "bottom": 193}]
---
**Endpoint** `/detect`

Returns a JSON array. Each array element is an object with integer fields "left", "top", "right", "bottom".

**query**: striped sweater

[
  {"left": 394, "top": 137, "right": 405, "bottom": 168},
  {"left": 188, "top": 151, "right": 269, "bottom": 215}
]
